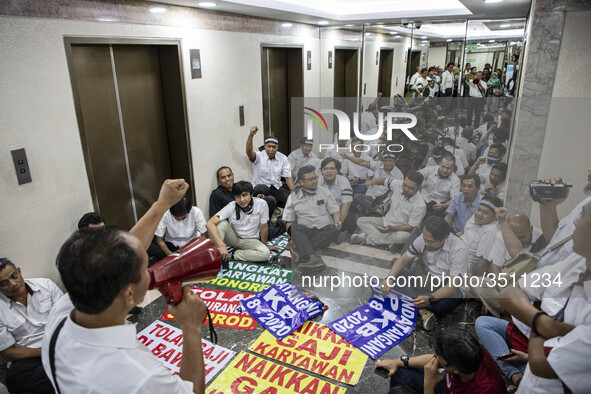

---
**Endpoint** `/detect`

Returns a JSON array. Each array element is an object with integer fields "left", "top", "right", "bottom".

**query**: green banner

[
  {"left": 207, "top": 261, "right": 294, "bottom": 293},
  {"left": 466, "top": 44, "right": 477, "bottom": 51},
  {"left": 266, "top": 233, "right": 289, "bottom": 261}
]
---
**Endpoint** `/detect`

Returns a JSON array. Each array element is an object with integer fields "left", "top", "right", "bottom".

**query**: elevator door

[
  {"left": 333, "top": 49, "right": 359, "bottom": 131},
  {"left": 261, "top": 47, "right": 303, "bottom": 154},
  {"left": 69, "top": 43, "right": 192, "bottom": 230},
  {"left": 377, "top": 49, "right": 394, "bottom": 106}
]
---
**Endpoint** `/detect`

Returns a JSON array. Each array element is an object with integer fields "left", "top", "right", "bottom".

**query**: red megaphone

[{"left": 148, "top": 237, "right": 222, "bottom": 305}]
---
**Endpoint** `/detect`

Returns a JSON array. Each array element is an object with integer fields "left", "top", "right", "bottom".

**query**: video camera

[{"left": 529, "top": 181, "right": 572, "bottom": 203}]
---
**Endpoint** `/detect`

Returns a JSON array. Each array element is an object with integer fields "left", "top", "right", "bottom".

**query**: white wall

[
  {"left": 427, "top": 46, "right": 447, "bottom": 69},
  {"left": 530, "top": 10, "right": 591, "bottom": 225},
  {"left": 0, "top": 15, "right": 320, "bottom": 281}
]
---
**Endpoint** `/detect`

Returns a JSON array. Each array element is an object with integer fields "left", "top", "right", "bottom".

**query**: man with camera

[{"left": 42, "top": 179, "right": 208, "bottom": 393}]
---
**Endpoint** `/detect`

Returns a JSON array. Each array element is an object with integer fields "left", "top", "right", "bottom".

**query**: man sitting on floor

[
  {"left": 382, "top": 217, "right": 468, "bottom": 331},
  {"left": 0, "top": 258, "right": 63, "bottom": 394},
  {"left": 481, "top": 162, "right": 507, "bottom": 201},
  {"left": 375, "top": 328, "right": 505, "bottom": 394},
  {"left": 444, "top": 174, "right": 482, "bottom": 235},
  {"left": 206, "top": 181, "right": 277, "bottom": 263},
  {"left": 352, "top": 171, "right": 426, "bottom": 248},
  {"left": 283, "top": 165, "right": 341, "bottom": 273},
  {"left": 148, "top": 195, "right": 207, "bottom": 261},
  {"left": 318, "top": 157, "right": 355, "bottom": 240}
]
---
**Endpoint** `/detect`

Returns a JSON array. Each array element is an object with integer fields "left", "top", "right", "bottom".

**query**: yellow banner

[
  {"left": 207, "top": 352, "right": 346, "bottom": 394},
  {"left": 249, "top": 321, "right": 367, "bottom": 386}
]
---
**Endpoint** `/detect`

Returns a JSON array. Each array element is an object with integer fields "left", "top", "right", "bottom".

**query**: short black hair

[
  {"left": 491, "top": 162, "right": 508, "bottom": 178},
  {"left": 446, "top": 62, "right": 454, "bottom": 68},
  {"left": 0, "top": 258, "right": 16, "bottom": 273},
  {"left": 78, "top": 212, "right": 105, "bottom": 230},
  {"left": 421, "top": 67, "right": 428, "bottom": 73},
  {"left": 321, "top": 157, "right": 342, "bottom": 172},
  {"left": 482, "top": 113, "right": 494, "bottom": 122},
  {"left": 56, "top": 227, "right": 142, "bottom": 314},
  {"left": 433, "top": 329, "right": 483, "bottom": 374},
  {"left": 232, "top": 181, "right": 254, "bottom": 196},
  {"left": 459, "top": 117, "right": 469, "bottom": 127},
  {"left": 490, "top": 143, "right": 507, "bottom": 156},
  {"left": 405, "top": 171, "right": 424, "bottom": 187},
  {"left": 216, "top": 166, "right": 232, "bottom": 178},
  {"left": 170, "top": 195, "right": 192, "bottom": 217},
  {"left": 432, "top": 146, "right": 445, "bottom": 157},
  {"left": 493, "top": 127, "right": 509, "bottom": 143},
  {"left": 461, "top": 126, "right": 473, "bottom": 139},
  {"left": 428, "top": 66, "right": 437, "bottom": 72},
  {"left": 422, "top": 216, "right": 450, "bottom": 241},
  {"left": 440, "top": 151, "right": 456, "bottom": 164},
  {"left": 462, "top": 174, "right": 481, "bottom": 188},
  {"left": 297, "top": 165, "right": 316, "bottom": 180}
]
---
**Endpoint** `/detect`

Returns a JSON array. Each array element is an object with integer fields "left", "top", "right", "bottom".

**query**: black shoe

[
  {"left": 290, "top": 242, "right": 301, "bottom": 263},
  {"left": 336, "top": 231, "right": 349, "bottom": 244},
  {"left": 128, "top": 306, "right": 143, "bottom": 315},
  {"left": 298, "top": 254, "right": 327, "bottom": 274}
]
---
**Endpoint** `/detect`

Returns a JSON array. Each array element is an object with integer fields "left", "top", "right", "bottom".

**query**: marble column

[{"left": 505, "top": 0, "right": 591, "bottom": 215}]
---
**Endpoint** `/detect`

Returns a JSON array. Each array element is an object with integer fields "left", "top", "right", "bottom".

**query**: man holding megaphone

[{"left": 41, "top": 179, "right": 209, "bottom": 394}]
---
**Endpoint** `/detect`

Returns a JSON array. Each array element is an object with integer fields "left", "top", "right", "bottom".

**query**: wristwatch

[
  {"left": 400, "top": 355, "right": 410, "bottom": 368},
  {"left": 429, "top": 294, "right": 437, "bottom": 305}
]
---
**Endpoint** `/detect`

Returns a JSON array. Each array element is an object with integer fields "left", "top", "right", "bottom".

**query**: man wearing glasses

[{"left": 283, "top": 165, "right": 342, "bottom": 273}]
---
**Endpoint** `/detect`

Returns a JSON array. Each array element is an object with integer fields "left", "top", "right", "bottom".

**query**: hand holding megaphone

[{"left": 168, "top": 286, "right": 208, "bottom": 329}]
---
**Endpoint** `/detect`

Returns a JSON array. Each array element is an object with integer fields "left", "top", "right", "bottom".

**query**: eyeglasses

[{"left": 301, "top": 176, "right": 318, "bottom": 182}]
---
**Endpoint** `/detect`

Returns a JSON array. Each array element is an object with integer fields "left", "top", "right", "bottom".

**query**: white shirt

[
  {"left": 407, "top": 234, "right": 469, "bottom": 295},
  {"left": 382, "top": 179, "right": 426, "bottom": 228},
  {"left": 515, "top": 255, "right": 591, "bottom": 394},
  {"left": 409, "top": 72, "right": 420, "bottom": 87},
  {"left": 460, "top": 217, "right": 499, "bottom": 274},
  {"left": 418, "top": 165, "right": 461, "bottom": 204},
  {"left": 488, "top": 226, "right": 544, "bottom": 267},
  {"left": 251, "top": 150, "right": 292, "bottom": 189},
  {"left": 426, "top": 156, "right": 465, "bottom": 176},
  {"left": 287, "top": 148, "right": 317, "bottom": 175},
  {"left": 468, "top": 79, "right": 487, "bottom": 98},
  {"left": 283, "top": 186, "right": 339, "bottom": 229},
  {"left": 215, "top": 197, "right": 268, "bottom": 239},
  {"left": 367, "top": 160, "right": 404, "bottom": 199},
  {"left": 456, "top": 136, "right": 477, "bottom": 162},
  {"left": 155, "top": 207, "right": 207, "bottom": 247},
  {"left": 360, "top": 112, "right": 378, "bottom": 135},
  {"left": 42, "top": 295, "right": 193, "bottom": 394},
  {"left": 412, "top": 76, "right": 428, "bottom": 92},
  {"left": 318, "top": 175, "right": 353, "bottom": 208},
  {"left": 480, "top": 180, "right": 506, "bottom": 200},
  {"left": 537, "top": 196, "right": 591, "bottom": 268},
  {"left": 475, "top": 162, "right": 494, "bottom": 186},
  {"left": 0, "top": 279, "right": 63, "bottom": 353},
  {"left": 441, "top": 70, "right": 454, "bottom": 91},
  {"left": 341, "top": 153, "right": 372, "bottom": 180}
]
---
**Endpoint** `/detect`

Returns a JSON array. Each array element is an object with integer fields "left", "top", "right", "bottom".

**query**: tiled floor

[{"left": 129, "top": 241, "right": 482, "bottom": 393}]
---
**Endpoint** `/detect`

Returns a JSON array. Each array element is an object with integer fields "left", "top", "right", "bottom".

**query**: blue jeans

[
  {"left": 394, "top": 269, "right": 463, "bottom": 314},
  {"left": 475, "top": 316, "right": 525, "bottom": 379},
  {"left": 390, "top": 367, "right": 444, "bottom": 394}
]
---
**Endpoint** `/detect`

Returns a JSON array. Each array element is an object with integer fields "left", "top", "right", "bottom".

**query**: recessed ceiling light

[
  {"left": 484, "top": 0, "right": 503, "bottom": 3},
  {"left": 500, "top": 24, "right": 511, "bottom": 28},
  {"left": 281, "top": 23, "right": 293, "bottom": 27},
  {"left": 393, "top": 35, "right": 401, "bottom": 38},
  {"left": 421, "top": 36, "right": 427, "bottom": 39},
  {"left": 150, "top": 7, "right": 166, "bottom": 13},
  {"left": 198, "top": 2, "right": 216, "bottom": 7},
  {"left": 446, "top": 39, "right": 453, "bottom": 42},
  {"left": 489, "top": 39, "right": 496, "bottom": 42},
  {"left": 97, "top": 17, "right": 118, "bottom": 22},
  {"left": 345, "top": 24, "right": 354, "bottom": 27},
  {"left": 318, "top": 20, "right": 329, "bottom": 26}
]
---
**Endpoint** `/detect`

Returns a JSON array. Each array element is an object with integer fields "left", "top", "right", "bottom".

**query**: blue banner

[
  {"left": 327, "top": 287, "right": 417, "bottom": 359},
  {"left": 240, "top": 283, "right": 323, "bottom": 339}
]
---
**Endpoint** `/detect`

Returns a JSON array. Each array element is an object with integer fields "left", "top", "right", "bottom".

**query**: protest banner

[
  {"left": 241, "top": 283, "right": 323, "bottom": 339},
  {"left": 137, "top": 321, "right": 235, "bottom": 383},
  {"left": 161, "top": 287, "right": 257, "bottom": 330},
  {"left": 267, "top": 233, "right": 289, "bottom": 261},
  {"left": 207, "top": 261, "right": 293, "bottom": 293},
  {"left": 327, "top": 287, "right": 417, "bottom": 359},
  {"left": 207, "top": 351, "right": 346, "bottom": 394},
  {"left": 249, "top": 321, "right": 367, "bottom": 386}
]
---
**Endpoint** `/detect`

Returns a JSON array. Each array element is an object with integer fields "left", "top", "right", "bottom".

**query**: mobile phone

[
  {"left": 374, "top": 366, "right": 390, "bottom": 378},
  {"left": 496, "top": 352, "right": 515, "bottom": 361}
]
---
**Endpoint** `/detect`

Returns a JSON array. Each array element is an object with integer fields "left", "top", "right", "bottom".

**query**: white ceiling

[{"left": 146, "top": 0, "right": 531, "bottom": 25}]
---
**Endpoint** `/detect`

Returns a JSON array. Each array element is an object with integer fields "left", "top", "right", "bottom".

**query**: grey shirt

[{"left": 283, "top": 186, "right": 340, "bottom": 229}]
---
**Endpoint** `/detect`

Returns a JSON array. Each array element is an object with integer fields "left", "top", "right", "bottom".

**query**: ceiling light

[
  {"left": 281, "top": 23, "right": 293, "bottom": 27},
  {"left": 150, "top": 7, "right": 166, "bottom": 13},
  {"left": 393, "top": 35, "right": 401, "bottom": 39},
  {"left": 198, "top": 2, "right": 216, "bottom": 7},
  {"left": 489, "top": 39, "right": 495, "bottom": 42},
  {"left": 484, "top": 0, "right": 503, "bottom": 3},
  {"left": 446, "top": 39, "right": 453, "bottom": 42},
  {"left": 500, "top": 24, "right": 510, "bottom": 28},
  {"left": 318, "top": 20, "right": 329, "bottom": 26},
  {"left": 421, "top": 36, "right": 427, "bottom": 39},
  {"left": 345, "top": 24, "right": 354, "bottom": 27}
]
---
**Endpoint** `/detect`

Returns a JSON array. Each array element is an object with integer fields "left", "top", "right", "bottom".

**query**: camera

[{"left": 529, "top": 181, "right": 572, "bottom": 203}]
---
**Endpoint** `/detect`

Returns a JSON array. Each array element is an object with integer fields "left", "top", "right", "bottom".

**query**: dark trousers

[
  {"left": 6, "top": 357, "right": 54, "bottom": 393},
  {"left": 290, "top": 224, "right": 338, "bottom": 261},
  {"left": 395, "top": 269, "right": 463, "bottom": 314},
  {"left": 389, "top": 367, "right": 444, "bottom": 394},
  {"left": 254, "top": 185, "right": 290, "bottom": 208},
  {"left": 147, "top": 240, "right": 178, "bottom": 261},
  {"left": 351, "top": 183, "right": 368, "bottom": 195},
  {"left": 466, "top": 97, "right": 485, "bottom": 128}
]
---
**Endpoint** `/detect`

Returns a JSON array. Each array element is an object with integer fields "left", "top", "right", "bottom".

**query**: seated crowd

[{"left": 2, "top": 89, "right": 589, "bottom": 394}]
